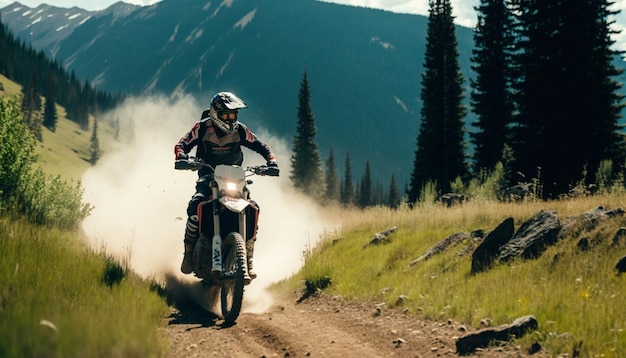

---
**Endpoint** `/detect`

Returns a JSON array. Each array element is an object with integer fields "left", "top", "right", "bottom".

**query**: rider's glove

[
  {"left": 177, "top": 152, "right": 189, "bottom": 160},
  {"left": 267, "top": 160, "right": 278, "bottom": 168}
]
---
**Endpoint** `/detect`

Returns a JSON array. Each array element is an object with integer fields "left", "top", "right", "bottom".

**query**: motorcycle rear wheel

[{"left": 220, "top": 232, "right": 246, "bottom": 323}]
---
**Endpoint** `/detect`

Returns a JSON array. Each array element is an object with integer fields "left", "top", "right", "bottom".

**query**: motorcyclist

[{"left": 174, "top": 91, "right": 278, "bottom": 278}]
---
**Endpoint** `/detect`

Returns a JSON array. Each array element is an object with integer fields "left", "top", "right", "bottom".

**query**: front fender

[{"left": 219, "top": 196, "right": 249, "bottom": 212}]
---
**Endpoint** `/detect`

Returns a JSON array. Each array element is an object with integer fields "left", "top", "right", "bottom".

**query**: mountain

[
  {"left": 4, "top": 0, "right": 455, "bottom": 187},
  {"left": 0, "top": 1, "right": 139, "bottom": 58},
  {"left": 2, "top": 0, "right": 625, "bottom": 188}
]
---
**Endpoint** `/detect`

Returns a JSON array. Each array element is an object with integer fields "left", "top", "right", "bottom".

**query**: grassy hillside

[
  {"left": 0, "top": 214, "right": 170, "bottom": 357},
  {"left": 274, "top": 196, "right": 626, "bottom": 357},
  {"left": 1, "top": 75, "right": 170, "bottom": 356},
  {"left": 0, "top": 74, "right": 116, "bottom": 181}
]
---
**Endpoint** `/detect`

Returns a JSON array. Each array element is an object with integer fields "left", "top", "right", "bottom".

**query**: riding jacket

[{"left": 174, "top": 111, "right": 276, "bottom": 178}]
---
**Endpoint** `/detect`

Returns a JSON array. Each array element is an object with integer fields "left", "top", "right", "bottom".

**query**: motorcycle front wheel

[{"left": 220, "top": 232, "right": 246, "bottom": 323}]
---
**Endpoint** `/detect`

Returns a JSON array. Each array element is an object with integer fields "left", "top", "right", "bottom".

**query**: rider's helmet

[{"left": 209, "top": 92, "right": 247, "bottom": 133}]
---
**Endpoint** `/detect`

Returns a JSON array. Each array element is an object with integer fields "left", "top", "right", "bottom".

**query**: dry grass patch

[{"left": 276, "top": 194, "right": 626, "bottom": 356}]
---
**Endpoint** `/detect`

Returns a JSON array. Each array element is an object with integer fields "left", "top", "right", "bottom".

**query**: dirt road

[{"left": 164, "top": 286, "right": 532, "bottom": 357}]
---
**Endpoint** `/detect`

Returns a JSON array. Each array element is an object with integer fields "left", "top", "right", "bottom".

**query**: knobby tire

[{"left": 220, "top": 232, "right": 246, "bottom": 323}]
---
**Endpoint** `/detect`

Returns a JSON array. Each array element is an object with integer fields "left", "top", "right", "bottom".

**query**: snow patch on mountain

[{"left": 235, "top": 9, "right": 256, "bottom": 30}]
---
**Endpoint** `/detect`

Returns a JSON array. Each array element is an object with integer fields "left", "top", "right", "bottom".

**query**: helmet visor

[{"left": 218, "top": 111, "right": 238, "bottom": 122}]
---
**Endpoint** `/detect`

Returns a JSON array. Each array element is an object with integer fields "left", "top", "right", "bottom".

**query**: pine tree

[
  {"left": 0, "top": 22, "right": 121, "bottom": 129},
  {"left": 374, "top": 180, "right": 384, "bottom": 206},
  {"left": 387, "top": 173, "right": 401, "bottom": 209},
  {"left": 511, "top": 0, "right": 625, "bottom": 198},
  {"left": 470, "top": 0, "right": 516, "bottom": 174},
  {"left": 324, "top": 148, "right": 340, "bottom": 203},
  {"left": 289, "top": 70, "right": 324, "bottom": 199},
  {"left": 20, "top": 71, "right": 42, "bottom": 141},
  {"left": 409, "top": 0, "right": 468, "bottom": 204},
  {"left": 340, "top": 152, "right": 354, "bottom": 206},
  {"left": 89, "top": 118, "right": 101, "bottom": 165},
  {"left": 42, "top": 92, "right": 57, "bottom": 132},
  {"left": 358, "top": 160, "right": 374, "bottom": 208}
]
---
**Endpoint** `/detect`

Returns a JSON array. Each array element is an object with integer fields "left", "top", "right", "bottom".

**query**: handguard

[{"left": 174, "top": 160, "right": 198, "bottom": 170}]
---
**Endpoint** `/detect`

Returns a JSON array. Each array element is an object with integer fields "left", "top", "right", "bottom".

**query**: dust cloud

[{"left": 80, "top": 95, "right": 334, "bottom": 313}]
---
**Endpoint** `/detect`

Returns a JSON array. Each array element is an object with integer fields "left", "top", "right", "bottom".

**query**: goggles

[{"left": 218, "top": 111, "right": 238, "bottom": 121}]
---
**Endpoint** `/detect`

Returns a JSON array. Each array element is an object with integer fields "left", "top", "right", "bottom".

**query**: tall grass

[
  {"left": 0, "top": 214, "right": 170, "bottom": 357},
  {"left": 2, "top": 82, "right": 170, "bottom": 357},
  {"left": 275, "top": 194, "right": 626, "bottom": 356}
]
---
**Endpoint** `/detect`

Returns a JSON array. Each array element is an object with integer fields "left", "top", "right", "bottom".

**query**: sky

[{"left": 1, "top": 0, "right": 625, "bottom": 29}]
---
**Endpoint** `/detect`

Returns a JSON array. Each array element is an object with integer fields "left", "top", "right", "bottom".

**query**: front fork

[
  {"left": 209, "top": 181, "right": 249, "bottom": 275},
  {"left": 210, "top": 181, "right": 222, "bottom": 274}
]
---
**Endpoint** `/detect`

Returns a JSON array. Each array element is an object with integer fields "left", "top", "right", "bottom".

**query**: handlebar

[
  {"left": 248, "top": 165, "right": 280, "bottom": 177},
  {"left": 174, "top": 158, "right": 279, "bottom": 177},
  {"left": 174, "top": 160, "right": 202, "bottom": 171}
]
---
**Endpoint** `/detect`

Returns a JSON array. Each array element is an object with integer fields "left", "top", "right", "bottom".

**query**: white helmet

[{"left": 209, "top": 92, "right": 247, "bottom": 133}]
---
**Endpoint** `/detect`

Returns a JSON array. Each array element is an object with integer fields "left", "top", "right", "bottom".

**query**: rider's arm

[
  {"left": 174, "top": 121, "right": 201, "bottom": 159},
  {"left": 238, "top": 123, "right": 276, "bottom": 163}
]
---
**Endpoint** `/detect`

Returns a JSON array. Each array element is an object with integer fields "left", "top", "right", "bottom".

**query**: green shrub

[
  {"left": 0, "top": 97, "right": 92, "bottom": 229},
  {"left": 17, "top": 168, "right": 92, "bottom": 230},
  {"left": 102, "top": 254, "right": 128, "bottom": 288},
  {"left": 0, "top": 98, "right": 36, "bottom": 205}
]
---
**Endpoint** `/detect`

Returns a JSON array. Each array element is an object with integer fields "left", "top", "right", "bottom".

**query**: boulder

[
  {"left": 499, "top": 210, "right": 560, "bottom": 262},
  {"left": 456, "top": 315, "right": 539, "bottom": 355},
  {"left": 471, "top": 217, "right": 514, "bottom": 274},
  {"left": 502, "top": 183, "right": 533, "bottom": 201},
  {"left": 559, "top": 206, "right": 624, "bottom": 240}
]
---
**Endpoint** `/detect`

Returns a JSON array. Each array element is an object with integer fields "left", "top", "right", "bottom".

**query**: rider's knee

[{"left": 187, "top": 193, "right": 206, "bottom": 216}]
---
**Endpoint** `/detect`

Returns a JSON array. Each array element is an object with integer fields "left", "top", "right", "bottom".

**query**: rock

[
  {"left": 393, "top": 338, "right": 405, "bottom": 348},
  {"left": 456, "top": 230, "right": 486, "bottom": 257},
  {"left": 364, "top": 226, "right": 397, "bottom": 248},
  {"left": 440, "top": 193, "right": 469, "bottom": 207},
  {"left": 576, "top": 237, "right": 590, "bottom": 251},
  {"left": 528, "top": 342, "right": 542, "bottom": 354},
  {"left": 456, "top": 315, "right": 539, "bottom": 355},
  {"left": 559, "top": 206, "right": 624, "bottom": 240},
  {"left": 409, "top": 231, "right": 480, "bottom": 266},
  {"left": 616, "top": 255, "right": 626, "bottom": 274},
  {"left": 612, "top": 227, "right": 626, "bottom": 246},
  {"left": 502, "top": 183, "right": 533, "bottom": 201},
  {"left": 499, "top": 210, "right": 561, "bottom": 261},
  {"left": 479, "top": 318, "right": 493, "bottom": 328},
  {"left": 395, "top": 295, "right": 409, "bottom": 307},
  {"left": 471, "top": 217, "right": 514, "bottom": 273}
]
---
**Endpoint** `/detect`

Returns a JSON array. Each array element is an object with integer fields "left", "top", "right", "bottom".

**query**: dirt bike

[{"left": 175, "top": 157, "right": 279, "bottom": 323}]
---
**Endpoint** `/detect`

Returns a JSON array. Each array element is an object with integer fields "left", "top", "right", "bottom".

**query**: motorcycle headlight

[{"left": 226, "top": 182, "right": 237, "bottom": 192}]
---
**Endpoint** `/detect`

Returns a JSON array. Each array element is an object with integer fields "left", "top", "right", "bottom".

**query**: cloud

[{"left": 318, "top": 0, "right": 478, "bottom": 27}]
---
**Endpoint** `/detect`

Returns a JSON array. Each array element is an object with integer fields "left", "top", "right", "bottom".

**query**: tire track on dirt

[{"left": 165, "top": 291, "right": 533, "bottom": 357}]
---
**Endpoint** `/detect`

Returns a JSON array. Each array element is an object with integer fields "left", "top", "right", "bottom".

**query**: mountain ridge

[
  {"left": 1, "top": 1, "right": 139, "bottom": 58},
  {"left": 3, "top": 0, "right": 454, "bottom": 186},
  {"left": 3, "top": 0, "right": 625, "bottom": 189}
]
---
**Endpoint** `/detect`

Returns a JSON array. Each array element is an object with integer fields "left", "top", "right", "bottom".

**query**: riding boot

[
  {"left": 246, "top": 239, "right": 257, "bottom": 281},
  {"left": 181, "top": 215, "right": 199, "bottom": 274}
]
